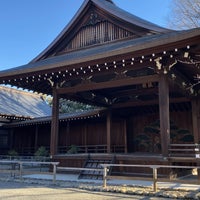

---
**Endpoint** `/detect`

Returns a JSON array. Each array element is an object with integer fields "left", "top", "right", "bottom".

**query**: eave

[
  {"left": 3, "top": 108, "right": 105, "bottom": 128},
  {"left": 0, "top": 28, "right": 199, "bottom": 79},
  {"left": 31, "top": 0, "right": 171, "bottom": 63}
]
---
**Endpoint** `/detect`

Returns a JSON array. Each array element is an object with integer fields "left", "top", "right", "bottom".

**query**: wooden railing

[
  {"left": 168, "top": 144, "right": 200, "bottom": 158},
  {"left": 58, "top": 144, "right": 125, "bottom": 154},
  {"left": 56, "top": 164, "right": 200, "bottom": 192},
  {"left": 100, "top": 164, "right": 200, "bottom": 192},
  {"left": 4, "top": 146, "right": 50, "bottom": 156},
  {"left": 3, "top": 144, "right": 125, "bottom": 156},
  {"left": 0, "top": 155, "right": 50, "bottom": 161},
  {"left": 1, "top": 160, "right": 200, "bottom": 192},
  {"left": 0, "top": 160, "right": 59, "bottom": 183},
  {"left": 58, "top": 145, "right": 107, "bottom": 154}
]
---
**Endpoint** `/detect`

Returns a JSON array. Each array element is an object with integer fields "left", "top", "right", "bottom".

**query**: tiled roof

[
  {"left": 0, "top": 86, "right": 51, "bottom": 119},
  {"left": 4, "top": 108, "right": 105, "bottom": 127},
  {"left": 0, "top": 28, "right": 199, "bottom": 78},
  {"left": 31, "top": 0, "right": 170, "bottom": 63}
]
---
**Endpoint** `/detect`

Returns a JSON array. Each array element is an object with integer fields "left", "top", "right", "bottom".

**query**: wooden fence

[
  {"left": 57, "top": 164, "right": 200, "bottom": 192},
  {"left": 0, "top": 160, "right": 200, "bottom": 192},
  {"left": 0, "top": 160, "right": 59, "bottom": 183},
  {"left": 100, "top": 164, "right": 200, "bottom": 192}
]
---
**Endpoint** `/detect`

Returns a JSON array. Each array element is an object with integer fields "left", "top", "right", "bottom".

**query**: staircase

[{"left": 78, "top": 157, "right": 115, "bottom": 180}]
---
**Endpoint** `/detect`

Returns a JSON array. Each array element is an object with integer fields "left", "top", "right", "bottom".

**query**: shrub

[
  {"left": 67, "top": 145, "right": 79, "bottom": 154},
  {"left": 34, "top": 146, "right": 48, "bottom": 158},
  {"left": 7, "top": 149, "right": 18, "bottom": 158}
]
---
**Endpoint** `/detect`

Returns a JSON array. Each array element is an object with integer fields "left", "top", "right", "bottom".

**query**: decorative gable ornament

[
  {"left": 65, "top": 11, "right": 135, "bottom": 52},
  {"left": 31, "top": 0, "right": 168, "bottom": 62}
]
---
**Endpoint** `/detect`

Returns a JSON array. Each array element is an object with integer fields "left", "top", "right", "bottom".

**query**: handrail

[
  {"left": 100, "top": 164, "right": 200, "bottom": 192},
  {"left": 57, "top": 166, "right": 103, "bottom": 172},
  {"left": 1, "top": 161, "right": 200, "bottom": 192},
  {"left": 57, "top": 164, "right": 200, "bottom": 192},
  {"left": 0, "top": 155, "right": 50, "bottom": 161},
  {"left": 0, "top": 160, "right": 59, "bottom": 183},
  {"left": 169, "top": 144, "right": 200, "bottom": 147},
  {"left": 168, "top": 144, "right": 200, "bottom": 158}
]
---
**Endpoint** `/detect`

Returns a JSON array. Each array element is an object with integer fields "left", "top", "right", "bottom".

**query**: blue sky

[{"left": 0, "top": 0, "right": 172, "bottom": 70}]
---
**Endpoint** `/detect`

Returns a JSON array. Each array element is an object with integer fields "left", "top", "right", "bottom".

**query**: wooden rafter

[{"left": 57, "top": 74, "right": 159, "bottom": 94}]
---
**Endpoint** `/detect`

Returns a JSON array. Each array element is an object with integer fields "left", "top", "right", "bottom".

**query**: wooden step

[{"left": 78, "top": 158, "right": 115, "bottom": 180}]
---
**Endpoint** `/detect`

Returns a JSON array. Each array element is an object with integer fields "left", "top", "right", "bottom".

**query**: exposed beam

[
  {"left": 57, "top": 74, "right": 159, "bottom": 94},
  {"left": 112, "top": 97, "right": 190, "bottom": 109},
  {"left": 104, "top": 87, "right": 158, "bottom": 99},
  {"left": 60, "top": 93, "right": 110, "bottom": 107}
]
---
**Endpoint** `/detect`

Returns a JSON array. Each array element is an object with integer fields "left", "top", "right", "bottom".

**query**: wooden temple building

[
  {"left": 0, "top": 85, "right": 51, "bottom": 154},
  {"left": 0, "top": 0, "right": 200, "bottom": 176}
]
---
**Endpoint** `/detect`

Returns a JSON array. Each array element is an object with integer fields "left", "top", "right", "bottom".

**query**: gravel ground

[
  {"left": 0, "top": 180, "right": 174, "bottom": 200},
  {"left": 0, "top": 177, "right": 200, "bottom": 200}
]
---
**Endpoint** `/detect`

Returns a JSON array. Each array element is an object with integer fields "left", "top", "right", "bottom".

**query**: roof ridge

[{"left": 30, "top": 0, "right": 171, "bottom": 63}]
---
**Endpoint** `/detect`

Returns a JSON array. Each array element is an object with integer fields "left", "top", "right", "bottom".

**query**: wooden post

[
  {"left": 34, "top": 125, "right": 38, "bottom": 152},
  {"left": 123, "top": 119, "right": 128, "bottom": 153},
  {"left": 106, "top": 110, "right": 111, "bottom": 153},
  {"left": 19, "top": 162, "right": 23, "bottom": 181},
  {"left": 191, "top": 98, "right": 200, "bottom": 144},
  {"left": 152, "top": 167, "right": 158, "bottom": 192},
  {"left": 50, "top": 87, "right": 59, "bottom": 157},
  {"left": 158, "top": 74, "right": 170, "bottom": 157},
  {"left": 9, "top": 129, "right": 14, "bottom": 150},
  {"left": 53, "top": 163, "right": 57, "bottom": 184},
  {"left": 83, "top": 123, "right": 88, "bottom": 153},
  {"left": 66, "top": 122, "right": 70, "bottom": 150},
  {"left": 191, "top": 98, "right": 200, "bottom": 180},
  {"left": 103, "top": 165, "right": 108, "bottom": 188}
]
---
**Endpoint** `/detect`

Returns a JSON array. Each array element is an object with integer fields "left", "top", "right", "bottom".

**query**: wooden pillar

[
  {"left": 34, "top": 125, "right": 38, "bottom": 151},
  {"left": 66, "top": 121, "right": 70, "bottom": 146},
  {"left": 123, "top": 119, "right": 128, "bottom": 153},
  {"left": 191, "top": 98, "right": 200, "bottom": 144},
  {"left": 50, "top": 87, "right": 59, "bottom": 157},
  {"left": 192, "top": 98, "right": 200, "bottom": 180},
  {"left": 158, "top": 74, "right": 170, "bottom": 157},
  {"left": 9, "top": 129, "right": 14, "bottom": 150},
  {"left": 83, "top": 123, "right": 88, "bottom": 153},
  {"left": 106, "top": 110, "right": 111, "bottom": 153}
]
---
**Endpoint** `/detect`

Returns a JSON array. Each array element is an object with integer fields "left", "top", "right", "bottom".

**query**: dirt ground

[{"left": 0, "top": 180, "right": 171, "bottom": 200}]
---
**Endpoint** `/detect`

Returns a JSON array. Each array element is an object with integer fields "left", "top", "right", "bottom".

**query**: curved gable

[{"left": 31, "top": 0, "right": 171, "bottom": 62}]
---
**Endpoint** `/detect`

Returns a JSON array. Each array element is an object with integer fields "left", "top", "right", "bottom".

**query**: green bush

[
  {"left": 67, "top": 145, "right": 79, "bottom": 154},
  {"left": 34, "top": 146, "right": 48, "bottom": 157},
  {"left": 8, "top": 149, "right": 18, "bottom": 157}
]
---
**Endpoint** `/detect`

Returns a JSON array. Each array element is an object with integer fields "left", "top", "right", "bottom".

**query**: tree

[
  {"left": 169, "top": 0, "right": 200, "bottom": 29},
  {"left": 44, "top": 95, "right": 97, "bottom": 114},
  {"left": 59, "top": 98, "right": 96, "bottom": 114}
]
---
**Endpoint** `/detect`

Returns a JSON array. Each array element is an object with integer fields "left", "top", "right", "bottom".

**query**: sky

[{"left": 0, "top": 0, "right": 172, "bottom": 70}]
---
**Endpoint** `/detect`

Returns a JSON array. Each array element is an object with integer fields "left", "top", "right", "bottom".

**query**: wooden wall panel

[
  {"left": 60, "top": 121, "right": 84, "bottom": 146},
  {"left": 170, "top": 111, "right": 193, "bottom": 133},
  {"left": 111, "top": 120, "right": 125, "bottom": 145},
  {"left": 37, "top": 125, "right": 51, "bottom": 147},
  {"left": 127, "top": 110, "right": 193, "bottom": 152},
  {"left": 59, "top": 121, "right": 107, "bottom": 146},
  {"left": 87, "top": 121, "right": 106, "bottom": 145}
]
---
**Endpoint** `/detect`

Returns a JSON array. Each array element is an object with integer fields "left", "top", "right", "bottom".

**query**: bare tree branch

[{"left": 168, "top": 0, "right": 200, "bottom": 29}]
